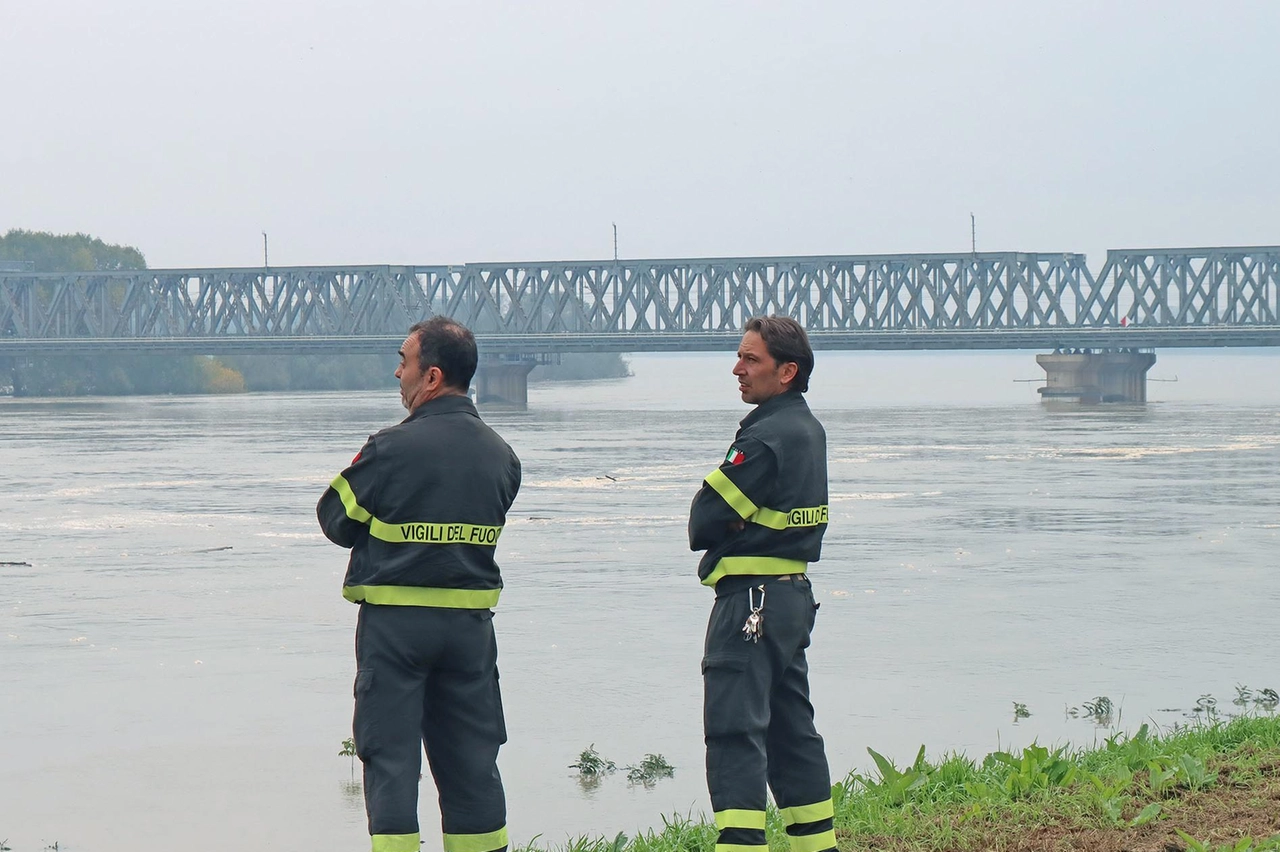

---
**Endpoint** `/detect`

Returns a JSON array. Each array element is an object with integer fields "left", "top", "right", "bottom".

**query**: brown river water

[{"left": 2, "top": 350, "right": 1278, "bottom": 851}]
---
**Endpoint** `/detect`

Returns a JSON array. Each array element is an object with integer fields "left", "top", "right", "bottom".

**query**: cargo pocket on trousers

[
  {"left": 352, "top": 668, "right": 376, "bottom": 757},
  {"left": 701, "top": 651, "right": 751, "bottom": 737},
  {"left": 491, "top": 669, "right": 509, "bottom": 746}
]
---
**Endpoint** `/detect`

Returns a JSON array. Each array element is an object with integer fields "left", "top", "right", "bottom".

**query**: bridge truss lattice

[{"left": 1, "top": 247, "right": 1278, "bottom": 354}]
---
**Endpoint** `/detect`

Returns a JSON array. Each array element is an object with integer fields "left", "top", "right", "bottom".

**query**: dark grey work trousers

[
  {"left": 354, "top": 603, "right": 508, "bottom": 848},
  {"left": 702, "top": 575, "right": 835, "bottom": 852}
]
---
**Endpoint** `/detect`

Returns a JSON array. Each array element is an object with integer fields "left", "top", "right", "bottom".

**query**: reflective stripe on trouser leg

[
  {"left": 713, "top": 809, "right": 768, "bottom": 852},
  {"left": 371, "top": 834, "right": 421, "bottom": 852},
  {"left": 443, "top": 827, "right": 509, "bottom": 852},
  {"left": 779, "top": 799, "right": 836, "bottom": 852},
  {"left": 424, "top": 612, "right": 508, "bottom": 852}
]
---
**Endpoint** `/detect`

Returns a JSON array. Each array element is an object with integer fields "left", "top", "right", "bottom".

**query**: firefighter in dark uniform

[
  {"left": 317, "top": 317, "right": 521, "bottom": 852},
  {"left": 688, "top": 315, "right": 836, "bottom": 852}
]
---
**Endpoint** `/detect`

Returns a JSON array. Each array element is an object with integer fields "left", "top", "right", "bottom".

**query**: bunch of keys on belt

[{"left": 742, "top": 584, "right": 765, "bottom": 642}]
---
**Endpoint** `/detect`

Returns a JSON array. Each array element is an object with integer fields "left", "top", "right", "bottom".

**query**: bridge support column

[
  {"left": 1036, "top": 350, "right": 1156, "bottom": 404},
  {"left": 474, "top": 356, "right": 536, "bottom": 409},
  {"left": 0, "top": 356, "right": 14, "bottom": 396}
]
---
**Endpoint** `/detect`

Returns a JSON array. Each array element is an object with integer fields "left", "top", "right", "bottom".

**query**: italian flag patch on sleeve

[{"left": 725, "top": 446, "right": 745, "bottom": 465}]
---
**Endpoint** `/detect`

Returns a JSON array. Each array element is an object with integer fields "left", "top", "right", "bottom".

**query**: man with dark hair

[
  {"left": 688, "top": 314, "right": 836, "bottom": 852},
  {"left": 404, "top": 316, "right": 479, "bottom": 400},
  {"left": 317, "top": 317, "right": 521, "bottom": 852}
]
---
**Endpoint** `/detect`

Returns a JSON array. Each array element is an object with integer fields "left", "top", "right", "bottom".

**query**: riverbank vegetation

[
  {"left": 0, "top": 228, "right": 146, "bottom": 272},
  {"left": 6, "top": 348, "right": 628, "bottom": 396},
  {"left": 529, "top": 709, "right": 1280, "bottom": 852}
]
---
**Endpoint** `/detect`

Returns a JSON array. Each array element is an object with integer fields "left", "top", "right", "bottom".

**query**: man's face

[
  {"left": 733, "top": 330, "right": 795, "bottom": 405},
  {"left": 395, "top": 333, "right": 428, "bottom": 411}
]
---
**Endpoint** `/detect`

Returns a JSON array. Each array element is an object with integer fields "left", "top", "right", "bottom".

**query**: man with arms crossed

[
  {"left": 689, "top": 315, "right": 836, "bottom": 852},
  {"left": 318, "top": 317, "right": 521, "bottom": 852}
]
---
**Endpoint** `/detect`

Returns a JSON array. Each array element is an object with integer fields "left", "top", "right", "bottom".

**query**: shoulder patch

[{"left": 725, "top": 446, "right": 745, "bottom": 465}]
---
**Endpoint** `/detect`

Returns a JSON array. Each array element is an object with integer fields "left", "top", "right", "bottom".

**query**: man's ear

[
  {"left": 424, "top": 365, "right": 445, "bottom": 389},
  {"left": 778, "top": 361, "right": 799, "bottom": 387}
]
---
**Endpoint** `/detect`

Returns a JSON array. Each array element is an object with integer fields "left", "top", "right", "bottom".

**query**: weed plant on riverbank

[{"left": 522, "top": 711, "right": 1280, "bottom": 852}]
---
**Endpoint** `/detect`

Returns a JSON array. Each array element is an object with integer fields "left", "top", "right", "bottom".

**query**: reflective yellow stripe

[
  {"left": 715, "top": 845, "right": 769, "bottom": 852},
  {"left": 702, "top": 556, "right": 807, "bottom": 587},
  {"left": 331, "top": 474, "right": 372, "bottom": 523},
  {"left": 714, "top": 808, "right": 767, "bottom": 830},
  {"left": 344, "top": 585, "right": 501, "bottom": 609},
  {"left": 369, "top": 518, "right": 503, "bottom": 545},
  {"left": 371, "top": 833, "right": 421, "bottom": 852},
  {"left": 329, "top": 475, "right": 503, "bottom": 546},
  {"left": 786, "top": 830, "right": 837, "bottom": 852},
  {"left": 781, "top": 798, "right": 834, "bottom": 826},
  {"left": 704, "top": 470, "right": 828, "bottom": 530},
  {"left": 443, "top": 826, "right": 508, "bottom": 852},
  {"left": 752, "top": 505, "right": 829, "bottom": 530},
  {"left": 705, "top": 469, "right": 759, "bottom": 519},
  {"left": 750, "top": 507, "right": 789, "bottom": 529}
]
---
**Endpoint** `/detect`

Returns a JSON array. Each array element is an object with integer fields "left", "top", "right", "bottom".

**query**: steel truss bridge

[{"left": 1, "top": 246, "right": 1278, "bottom": 356}]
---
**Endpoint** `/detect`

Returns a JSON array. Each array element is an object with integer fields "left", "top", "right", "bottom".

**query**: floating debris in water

[{"left": 625, "top": 753, "right": 675, "bottom": 787}]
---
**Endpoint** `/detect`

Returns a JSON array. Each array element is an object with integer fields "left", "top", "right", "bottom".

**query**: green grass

[{"left": 521, "top": 713, "right": 1280, "bottom": 852}]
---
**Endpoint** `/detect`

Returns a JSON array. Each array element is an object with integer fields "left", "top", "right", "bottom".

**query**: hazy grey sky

[{"left": 2, "top": 0, "right": 1277, "bottom": 268}]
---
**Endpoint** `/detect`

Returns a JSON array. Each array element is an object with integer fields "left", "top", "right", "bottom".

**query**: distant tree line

[
  {"left": 1, "top": 230, "right": 627, "bottom": 396},
  {"left": 0, "top": 230, "right": 398, "bottom": 395},
  {"left": 0, "top": 228, "right": 146, "bottom": 272}
]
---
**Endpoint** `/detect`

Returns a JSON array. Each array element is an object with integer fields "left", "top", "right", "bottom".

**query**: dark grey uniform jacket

[
  {"left": 317, "top": 394, "right": 521, "bottom": 607},
  {"left": 689, "top": 392, "right": 828, "bottom": 587}
]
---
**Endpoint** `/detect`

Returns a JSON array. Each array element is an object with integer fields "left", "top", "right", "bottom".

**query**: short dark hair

[
  {"left": 744, "top": 315, "right": 814, "bottom": 393},
  {"left": 408, "top": 316, "right": 478, "bottom": 391}
]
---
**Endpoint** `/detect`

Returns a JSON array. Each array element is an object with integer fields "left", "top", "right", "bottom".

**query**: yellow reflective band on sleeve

[
  {"left": 714, "top": 809, "right": 767, "bottom": 830},
  {"left": 369, "top": 518, "right": 504, "bottom": 546},
  {"left": 785, "top": 829, "right": 837, "bottom": 852},
  {"left": 331, "top": 474, "right": 372, "bottom": 524},
  {"left": 704, "top": 470, "right": 826, "bottom": 531},
  {"left": 702, "top": 557, "right": 808, "bottom": 587},
  {"left": 780, "top": 798, "right": 835, "bottom": 826},
  {"left": 442, "top": 826, "right": 509, "bottom": 852},
  {"left": 715, "top": 844, "right": 769, "bottom": 852},
  {"left": 705, "top": 468, "right": 759, "bottom": 519},
  {"left": 344, "top": 585, "right": 501, "bottom": 609},
  {"left": 371, "top": 833, "right": 421, "bottom": 852},
  {"left": 329, "top": 478, "right": 503, "bottom": 547},
  {"left": 750, "top": 505, "right": 829, "bottom": 530}
]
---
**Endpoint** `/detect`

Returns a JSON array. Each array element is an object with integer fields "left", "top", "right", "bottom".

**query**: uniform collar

[
  {"left": 403, "top": 393, "right": 478, "bottom": 423},
  {"left": 740, "top": 391, "right": 806, "bottom": 428}
]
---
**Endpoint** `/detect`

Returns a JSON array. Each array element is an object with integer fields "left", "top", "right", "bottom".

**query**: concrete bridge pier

[
  {"left": 1036, "top": 349, "right": 1156, "bottom": 404},
  {"left": 474, "top": 356, "right": 536, "bottom": 409},
  {"left": 0, "top": 356, "right": 15, "bottom": 395}
]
